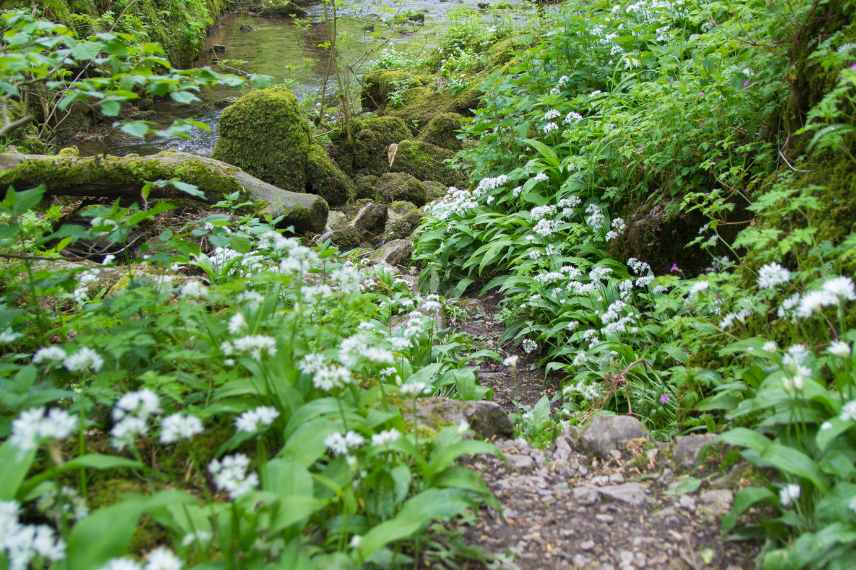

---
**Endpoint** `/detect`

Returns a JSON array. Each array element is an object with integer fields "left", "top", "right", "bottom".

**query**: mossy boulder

[
  {"left": 330, "top": 116, "right": 412, "bottom": 175},
  {"left": 361, "top": 70, "right": 428, "bottom": 111},
  {"left": 421, "top": 180, "right": 449, "bottom": 201},
  {"left": 375, "top": 172, "right": 428, "bottom": 206},
  {"left": 213, "top": 87, "right": 353, "bottom": 207},
  {"left": 418, "top": 112, "right": 466, "bottom": 150},
  {"left": 305, "top": 144, "right": 356, "bottom": 205},
  {"left": 391, "top": 86, "right": 482, "bottom": 129},
  {"left": 213, "top": 87, "right": 312, "bottom": 193},
  {"left": 384, "top": 200, "right": 423, "bottom": 240},
  {"left": 354, "top": 174, "right": 379, "bottom": 199},
  {"left": 389, "top": 140, "right": 464, "bottom": 188}
]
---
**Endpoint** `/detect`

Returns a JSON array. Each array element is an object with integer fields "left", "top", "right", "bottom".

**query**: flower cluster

[
  {"left": 10, "top": 407, "right": 77, "bottom": 452},
  {"left": 235, "top": 406, "right": 279, "bottom": 433},
  {"left": 111, "top": 389, "right": 161, "bottom": 450},
  {"left": 0, "top": 501, "right": 66, "bottom": 569},
  {"left": 208, "top": 454, "right": 258, "bottom": 500}
]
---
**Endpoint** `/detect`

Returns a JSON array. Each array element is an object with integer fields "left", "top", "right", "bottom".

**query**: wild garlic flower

[
  {"left": 503, "top": 355, "right": 519, "bottom": 367},
  {"left": 312, "top": 364, "right": 353, "bottom": 391},
  {"left": 236, "top": 291, "right": 263, "bottom": 309},
  {"left": 331, "top": 264, "right": 364, "bottom": 294},
  {"left": 757, "top": 263, "right": 791, "bottom": 290},
  {"left": 1, "top": 513, "right": 67, "bottom": 569},
  {"left": 543, "top": 109, "right": 561, "bottom": 121},
  {"left": 827, "top": 341, "right": 851, "bottom": 357},
  {"left": 564, "top": 111, "right": 583, "bottom": 124},
  {"left": 841, "top": 401, "right": 856, "bottom": 422},
  {"left": 235, "top": 406, "right": 279, "bottom": 433},
  {"left": 181, "top": 530, "right": 212, "bottom": 547},
  {"left": 63, "top": 347, "right": 104, "bottom": 373},
  {"left": 399, "top": 382, "right": 430, "bottom": 396},
  {"left": 762, "top": 341, "right": 778, "bottom": 352},
  {"left": 687, "top": 281, "right": 710, "bottom": 298},
  {"left": 229, "top": 335, "right": 277, "bottom": 361},
  {"left": 325, "top": 431, "right": 365, "bottom": 455},
  {"left": 339, "top": 335, "right": 393, "bottom": 368},
  {"left": 179, "top": 280, "right": 208, "bottom": 299},
  {"left": 585, "top": 204, "right": 606, "bottom": 232},
  {"left": 160, "top": 413, "right": 204, "bottom": 444},
  {"left": 10, "top": 408, "right": 77, "bottom": 451},
  {"left": 719, "top": 309, "right": 751, "bottom": 330},
  {"left": 114, "top": 389, "right": 161, "bottom": 421},
  {"left": 533, "top": 219, "right": 558, "bottom": 236},
  {"left": 209, "top": 454, "right": 258, "bottom": 500},
  {"left": 228, "top": 313, "right": 246, "bottom": 335},
  {"left": 822, "top": 276, "right": 856, "bottom": 302},
  {"left": 522, "top": 339, "right": 538, "bottom": 354},
  {"left": 779, "top": 484, "right": 801, "bottom": 507},
  {"left": 542, "top": 121, "right": 559, "bottom": 134},
  {"left": 144, "top": 547, "right": 182, "bottom": 570},
  {"left": 33, "top": 346, "right": 67, "bottom": 365},
  {"left": 475, "top": 175, "right": 508, "bottom": 193},
  {"left": 0, "top": 327, "right": 21, "bottom": 344},
  {"left": 371, "top": 429, "right": 401, "bottom": 447},
  {"left": 99, "top": 558, "right": 142, "bottom": 570}
]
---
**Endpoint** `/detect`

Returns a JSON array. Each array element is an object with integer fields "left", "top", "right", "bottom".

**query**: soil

[{"left": 443, "top": 295, "right": 760, "bottom": 570}]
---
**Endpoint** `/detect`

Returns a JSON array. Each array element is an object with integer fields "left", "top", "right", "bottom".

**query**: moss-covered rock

[
  {"left": 418, "top": 112, "right": 466, "bottom": 150},
  {"left": 330, "top": 116, "right": 412, "bottom": 175},
  {"left": 354, "top": 174, "right": 379, "bottom": 199},
  {"left": 421, "top": 180, "right": 449, "bottom": 201},
  {"left": 384, "top": 200, "right": 423, "bottom": 240},
  {"left": 360, "top": 69, "right": 428, "bottom": 111},
  {"left": 375, "top": 172, "right": 428, "bottom": 206},
  {"left": 213, "top": 87, "right": 312, "bottom": 194},
  {"left": 389, "top": 140, "right": 464, "bottom": 188},
  {"left": 390, "top": 86, "right": 481, "bottom": 129},
  {"left": 305, "top": 144, "right": 355, "bottom": 206}
]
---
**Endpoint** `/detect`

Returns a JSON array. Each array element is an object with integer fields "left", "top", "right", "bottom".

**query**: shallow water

[{"left": 76, "top": 0, "right": 517, "bottom": 157}]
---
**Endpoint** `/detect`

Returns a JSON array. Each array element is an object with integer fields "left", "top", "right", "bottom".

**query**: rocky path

[{"left": 446, "top": 297, "right": 759, "bottom": 570}]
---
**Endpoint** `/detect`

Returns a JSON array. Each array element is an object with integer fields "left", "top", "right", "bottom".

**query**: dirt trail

[{"left": 449, "top": 296, "right": 758, "bottom": 570}]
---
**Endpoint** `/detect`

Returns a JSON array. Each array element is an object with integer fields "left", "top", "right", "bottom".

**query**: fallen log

[{"left": 0, "top": 151, "right": 329, "bottom": 233}]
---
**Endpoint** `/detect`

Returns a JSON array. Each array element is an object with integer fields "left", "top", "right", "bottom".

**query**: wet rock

[
  {"left": 407, "top": 398, "right": 513, "bottom": 439},
  {"left": 351, "top": 201, "right": 387, "bottom": 235},
  {"left": 370, "top": 238, "right": 412, "bottom": 266},
  {"left": 598, "top": 483, "right": 648, "bottom": 506},
  {"left": 673, "top": 433, "right": 717, "bottom": 470},
  {"left": 581, "top": 415, "right": 648, "bottom": 458}
]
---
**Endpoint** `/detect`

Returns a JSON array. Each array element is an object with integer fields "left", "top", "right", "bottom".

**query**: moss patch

[
  {"left": 305, "top": 144, "right": 356, "bottom": 206},
  {"left": 418, "top": 112, "right": 466, "bottom": 150},
  {"left": 375, "top": 172, "right": 428, "bottom": 206},
  {"left": 213, "top": 87, "right": 312, "bottom": 194},
  {"left": 330, "top": 116, "right": 412, "bottom": 175},
  {"left": 360, "top": 69, "right": 428, "bottom": 111},
  {"left": 390, "top": 139, "right": 464, "bottom": 188}
]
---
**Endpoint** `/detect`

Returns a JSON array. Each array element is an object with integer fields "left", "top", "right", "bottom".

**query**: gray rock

[
  {"left": 581, "top": 415, "right": 648, "bottom": 458},
  {"left": 351, "top": 201, "right": 388, "bottom": 234},
  {"left": 507, "top": 454, "right": 534, "bottom": 470},
  {"left": 699, "top": 489, "right": 733, "bottom": 516},
  {"left": 370, "top": 238, "right": 412, "bottom": 266},
  {"left": 673, "top": 433, "right": 717, "bottom": 469},
  {"left": 598, "top": 483, "right": 648, "bottom": 506},
  {"left": 407, "top": 398, "right": 513, "bottom": 439},
  {"left": 572, "top": 486, "right": 600, "bottom": 505}
]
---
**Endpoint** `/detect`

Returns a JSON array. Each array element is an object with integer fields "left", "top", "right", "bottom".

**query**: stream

[{"left": 73, "top": 0, "right": 516, "bottom": 157}]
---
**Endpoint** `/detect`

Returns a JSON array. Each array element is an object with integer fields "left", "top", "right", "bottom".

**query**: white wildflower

[
  {"left": 796, "top": 290, "right": 837, "bottom": 318},
  {"left": 763, "top": 341, "right": 778, "bottom": 352},
  {"left": 564, "top": 111, "right": 583, "bottom": 124},
  {"left": 99, "top": 559, "right": 142, "bottom": 570},
  {"left": 687, "top": 281, "right": 709, "bottom": 298},
  {"left": 159, "top": 414, "right": 204, "bottom": 444},
  {"left": 181, "top": 530, "right": 212, "bottom": 547},
  {"left": 822, "top": 276, "right": 856, "bottom": 302},
  {"left": 179, "top": 280, "right": 208, "bottom": 299},
  {"left": 232, "top": 335, "right": 277, "bottom": 360},
  {"left": 208, "top": 454, "right": 258, "bottom": 500},
  {"left": 503, "top": 355, "right": 519, "bottom": 367},
  {"left": 522, "top": 339, "right": 538, "bottom": 354},
  {"left": 542, "top": 121, "right": 558, "bottom": 134},
  {"left": 350, "top": 535, "right": 362, "bottom": 549},
  {"left": 237, "top": 291, "right": 263, "bottom": 309},
  {"left": 757, "top": 263, "right": 791, "bottom": 290},
  {"left": 779, "top": 484, "right": 801, "bottom": 507},
  {"left": 0, "top": 327, "right": 21, "bottom": 344},
  {"left": 400, "top": 382, "right": 430, "bottom": 396},
  {"left": 371, "top": 429, "right": 401, "bottom": 447},
  {"left": 10, "top": 408, "right": 77, "bottom": 451},
  {"left": 841, "top": 400, "right": 856, "bottom": 422},
  {"left": 827, "top": 341, "right": 851, "bottom": 357},
  {"left": 114, "top": 389, "right": 161, "bottom": 421},
  {"left": 235, "top": 406, "right": 279, "bottom": 433},
  {"left": 63, "top": 347, "right": 104, "bottom": 373},
  {"left": 144, "top": 547, "right": 182, "bottom": 570},
  {"left": 228, "top": 313, "right": 246, "bottom": 335},
  {"left": 33, "top": 346, "right": 67, "bottom": 365},
  {"left": 325, "top": 431, "right": 365, "bottom": 455},
  {"left": 543, "top": 109, "right": 561, "bottom": 120}
]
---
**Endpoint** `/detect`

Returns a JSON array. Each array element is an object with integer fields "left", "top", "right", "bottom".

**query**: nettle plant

[{"left": 0, "top": 189, "right": 497, "bottom": 568}]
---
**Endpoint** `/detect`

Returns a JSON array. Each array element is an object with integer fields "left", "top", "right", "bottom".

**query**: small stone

[
  {"left": 678, "top": 495, "right": 696, "bottom": 510},
  {"left": 507, "top": 453, "right": 534, "bottom": 470},
  {"left": 580, "top": 540, "right": 596, "bottom": 551},
  {"left": 581, "top": 415, "right": 649, "bottom": 458},
  {"left": 673, "top": 434, "right": 717, "bottom": 469},
  {"left": 598, "top": 482, "right": 648, "bottom": 506},
  {"left": 370, "top": 238, "right": 412, "bottom": 266},
  {"left": 573, "top": 486, "right": 600, "bottom": 505},
  {"left": 573, "top": 554, "right": 591, "bottom": 566},
  {"left": 595, "top": 514, "right": 614, "bottom": 523},
  {"left": 609, "top": 473, "right": 625, "bottom": 483},
  {"left": 700, "top": 489, "right": 733, "bottom": 516}
]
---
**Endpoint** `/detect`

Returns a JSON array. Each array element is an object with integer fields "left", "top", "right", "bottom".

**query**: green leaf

[
  {"left": 170, "top": 91, "right": 199, "bottom": 104},
  {"left": 666, "top": 476, "right": 702, "bottom": 497},
  {"left": 761, "top": 443, "right": 828, "bottom": 492},
  {"left": 0, "top": 441, "right": 35, "bottom": 500},
  {"left": 359, "top": 489, "right": 472, "bottom": 559},
  {"left": 60, "top": 454, "right": 142, "bottom": 472},
  {"left": 721, "top": 486, "right": 775, "bottom": 530},
  {"left": 66, "top": 491, "right": 195, "bottom": 568},
  {"left": 119, "top": 121, "right": 149, "bottom": 138},
  {"left": 168, "top": 179, "right": 206, "bottom": 199},
  {"left": 816, "top": 418, "right": 852, "bottom": 451},
  {"left": 70, "top": 40, "right": 102, "bottom": 60},
  {"left": 100, "top": 100, "right": 121, "bottom": 117},
  {"left": 719, "top": 428, "right": 770, "bottom": 453}
]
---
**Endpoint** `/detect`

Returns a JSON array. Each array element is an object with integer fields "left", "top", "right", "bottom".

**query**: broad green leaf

[
  {"left": 721, "top": 486, "right": 775, "bottom": 530},
  {"left": 0, "top": 441, "right": 35, "bottom": 500},
  {"left": 761, "top": 443, "right": 828, "bottom": 492},
  {"left": 719, "top": 428, "right": 770, "bottom": 453},
  {"left": 816, "top": 418, "right": 852, "bottom": 451}
]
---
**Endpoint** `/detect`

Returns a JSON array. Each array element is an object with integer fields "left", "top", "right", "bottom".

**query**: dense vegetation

[{"left": 1, "top": 0, "right": 855, "bottom": 568}]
